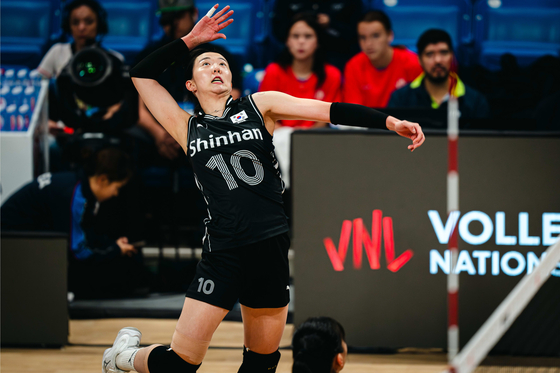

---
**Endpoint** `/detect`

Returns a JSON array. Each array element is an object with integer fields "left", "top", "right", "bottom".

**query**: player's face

[
  {"left": 358, "top": 21, "right": 393, "bottom": 63},
  {"left": 188, "top": 52, "right": 232, "bottom": 97},
  {"left": 286, "top": 21, "right": 318, "bottom": 62},
  {"left": 420, "top": 42, "right": 453, "bottom": 84},
  {"left": 70, "top": 5, "right": 98, "bottom": 45}
]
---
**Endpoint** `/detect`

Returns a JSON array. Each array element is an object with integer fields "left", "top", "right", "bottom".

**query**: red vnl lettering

[
  {"left": 323, "top": 220, "right": 352, "bottom": 271},
  {"left": 383, "top": 216, "right": 414, "bottom": 272}
]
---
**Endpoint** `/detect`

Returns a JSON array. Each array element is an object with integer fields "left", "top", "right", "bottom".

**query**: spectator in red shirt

[
  {"left": 259, "top": 13, "right": 342, "bottom": 128},
  {"left": 343, "top": 10, "right": 422, "bottom": 108}
]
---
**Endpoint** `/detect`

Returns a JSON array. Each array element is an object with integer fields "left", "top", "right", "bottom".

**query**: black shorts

[{"left": 185, "top": 232, "right": 290, "bottom": 310}]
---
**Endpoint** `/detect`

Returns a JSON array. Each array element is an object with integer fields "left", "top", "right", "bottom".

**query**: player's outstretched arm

[
  {"left": 252, "top": 91, "right": 425, "bottom": 152},
  {"left": 130, "top": 4, "right": 234, "bottom": 150}
]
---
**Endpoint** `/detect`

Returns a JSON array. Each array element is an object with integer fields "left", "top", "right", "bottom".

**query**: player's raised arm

[
  {"left": 252, "top": 91, "right": 425, "bottom": 152},
  {"left": 130, "top": 4, "right": 234, "bottom": 150}
]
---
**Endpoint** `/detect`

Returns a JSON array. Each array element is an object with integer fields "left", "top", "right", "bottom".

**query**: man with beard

[{"left": 388, "top": 29, "right": 489, "bottom": 119}]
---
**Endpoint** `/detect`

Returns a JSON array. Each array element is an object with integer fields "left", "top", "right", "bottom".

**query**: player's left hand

[
  {"left": 392, "top": 119, "right": 425, "bottom": 152},
  {"left": 188, "top": 4, "right": 234, "bottom": 46}
]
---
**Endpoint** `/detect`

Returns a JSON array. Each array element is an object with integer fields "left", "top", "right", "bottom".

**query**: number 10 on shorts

[{"left": 197, "top": 277, "right": 215, "bottom": 294}]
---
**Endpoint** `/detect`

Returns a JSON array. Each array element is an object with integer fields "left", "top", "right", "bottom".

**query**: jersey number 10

[{"left": 206, "top": 150, "right": 264, "bottom": 190}]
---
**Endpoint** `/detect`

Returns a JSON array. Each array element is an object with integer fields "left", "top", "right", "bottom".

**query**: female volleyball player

[{"left": 102, "top": 5, "right": 424, "bottom": 373}]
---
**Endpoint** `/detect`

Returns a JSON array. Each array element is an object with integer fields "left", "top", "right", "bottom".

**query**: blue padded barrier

[
  {"left": 370, "top": 0, "right": 472, "bottom": 50},
  {"left": 150, "top": 4, "right": 164, "bottom": 43},
  {"left": 100, "top": 1, "right": 154, "bottom": 63},
  {"left": 197, "top": 1, "right": 263, "bottom": 65},
  {"left": 474, "top": 0, "right": 560, "bottom": 70},
  {"left": 1, "top": 1, "right": 51, "bottom": 67},
  {"left": 49, "top": 0, "right": 63, "bottom": 42},
  {"left": 242, "top": 68, "right": 265, "bottom": 96}
]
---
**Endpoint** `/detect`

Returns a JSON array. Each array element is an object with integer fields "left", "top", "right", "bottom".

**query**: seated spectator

[
  {"left": 37, "top": 0, "right": 133, "bottom": 170},
  {"left": 52, "top": 45, "right": 137, "bottom": 136},
  {"left": 259, "top": 13, "right": 342, "bottom": 129},
  {"left": 388, "top": 29, "right": 490, "bottom": 119},
  {"left": 37, "top": 0, "right": 123, "bottom": 79},
  {"left": 1, "top": 148, "right": 150, "bottom": 299},
  {"left": 292, "top": 316, "right": 347, "bottom": 373},
  {"left": 343, "top": 11, "right": 422, "bottom": 108},
  {"left": 133, "top": 0, "right": 242, "bottom": 161},
  {"left": 271, "top": 0, "right": 364, "bottom": 70}
]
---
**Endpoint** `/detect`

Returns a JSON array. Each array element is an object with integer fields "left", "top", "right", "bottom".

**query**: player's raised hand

[{"left": 187, "top": 4, "right": 234, "bottom": 47}]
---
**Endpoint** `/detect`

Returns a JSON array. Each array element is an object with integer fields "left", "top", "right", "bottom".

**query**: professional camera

[
  {"left": 49, "top": 44, "right": 138, "bottom": 170},
  {"left": 66, "top": 46, "right": 125, "bottom": 107},
  {"left": 51, "top": 44, "right": 137, "bottom": 133}
]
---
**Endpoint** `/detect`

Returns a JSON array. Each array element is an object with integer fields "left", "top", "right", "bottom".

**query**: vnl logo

[
  {"left": 428, "top": 211, "right": 560, "bottom": 277},
  {"left": 323, "top": 209, "right": 413, "bottom": 272}
]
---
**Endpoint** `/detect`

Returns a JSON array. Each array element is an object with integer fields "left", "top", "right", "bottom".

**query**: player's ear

[
  {"left": 332, "top": 352, "right": 346, "bottom": 372},
  {"left": 186, "top": 79, "right": 196, "bottom": 93}
]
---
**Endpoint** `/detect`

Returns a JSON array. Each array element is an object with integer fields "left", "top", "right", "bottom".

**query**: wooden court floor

[{"left": 1, "top": 319, "right": 448, "bottom": 373}]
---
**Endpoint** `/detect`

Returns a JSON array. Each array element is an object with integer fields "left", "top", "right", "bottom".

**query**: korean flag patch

[{"left": 230, "top": 110, "right": 248, "bottom": 124}]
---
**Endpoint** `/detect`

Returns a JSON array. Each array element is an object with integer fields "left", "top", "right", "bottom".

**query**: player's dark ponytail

[{"left": 292, "top": 317, "right": 346, "bottom": 373}]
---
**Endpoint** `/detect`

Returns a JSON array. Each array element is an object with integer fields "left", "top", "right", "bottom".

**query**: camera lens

[
  {"left": 64, "top": 46, "right": 126, "bottom": 107},
  {"left": 70, "top": 48, "right": 112, "bottom": 87}
]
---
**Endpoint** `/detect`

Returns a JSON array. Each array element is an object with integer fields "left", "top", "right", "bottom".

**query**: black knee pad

[
  {"left": 237, "top": 347, "right": 281, "bottom": 373},
  {"left": 147, "top": 346, "right": 201, "bottom": 373}
]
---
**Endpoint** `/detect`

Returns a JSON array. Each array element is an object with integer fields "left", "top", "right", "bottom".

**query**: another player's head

[
  {"left": 357, "top": 10, "right": 394, "bottom": 65},
  {"left": 292, "top": 317, "right": 347, "bottom": 373},
  {"left": 184, "top": 48, "right": 233, "bottom": 112},
  {"left": 86, "top": 148, "right": 133, "bottom": 202},
  {"left": 158, "top": 0, "right": 199, "bottom": 40},
  {"left": 416, "top": 29, "right": 454, "bottom": 84},
  {"left": 62, "top": 0, "right": 108, "bottom": 46}
]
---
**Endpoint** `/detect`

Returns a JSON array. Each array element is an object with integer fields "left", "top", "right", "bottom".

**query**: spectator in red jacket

[
  {"left": 259, "top": 13, "right": 342, "bottom": 129},
  {"left": 343, "top": 10, "right": 422, "bottom": 108}
]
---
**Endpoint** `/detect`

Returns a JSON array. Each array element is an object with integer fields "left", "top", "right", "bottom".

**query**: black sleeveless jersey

[{"left": 187, "top": 95, "right": 289, "bottom": 251}]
